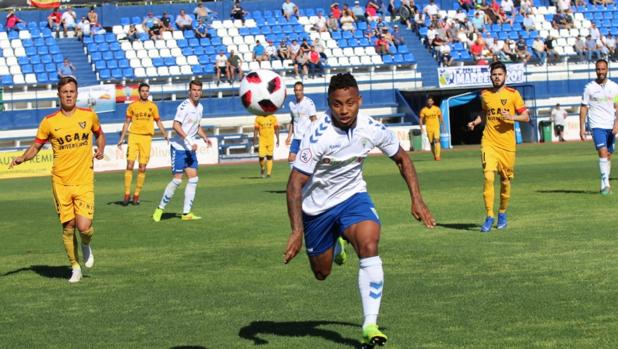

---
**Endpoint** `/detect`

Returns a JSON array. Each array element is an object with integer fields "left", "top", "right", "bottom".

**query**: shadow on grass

[
  {"left": 239, "top": 320, "right": 361, "bottom": 347},
  {"left": 264, "top": 190, "right": 286, "bottom": 194},
  {"left": 436, "top": 223, "right": 479, "bottom": 231},
  {"left": 169, "top": 346, "right": 207, "bottom": 349},
  {"left": 241, "top": 176, "right": 267, "bottom": 180},
  {"left": 2, "top": 265, "right": 71, "bottom": 279},
  {"left": 536, "top": 189, "right": 598, "bottom": 195}
]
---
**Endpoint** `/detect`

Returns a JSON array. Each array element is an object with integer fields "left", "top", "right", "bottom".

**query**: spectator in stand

[
  {"left": 160, "top": 12, "right": 173, "bottom": 32},
  {"left": 544, "top": 35, "right": 561, "bottom": 64},
  {"left": 230, "top": 2, "right": 247, "bottom": 24},
  {"left": 490, "top": 39, "right": 507, "bottom": 61},
  {"left": 574, "top": 0, "right": 586, "bottom": 5},
  {"left": 294, "top": 50, "right": 308, "bottom": 79},
  {"left": 574, "top": 35, "right": 586, "bottom": 61},
  {"left": 500, "top": 0, "right": 515, "bottom": 17},
  {"left": 142, "top": 11, "right": 160, "bottom": 32},
  {"left": 124, "top": 24, "right": 139, "bottom": 42},
  {"left": 585, "top": 34, "right": 602, "bottom": 61},
  {"left": 57, "top": 58, "right": 76, "bottom": 80},
  {"left": 471, "top": 11, "right": 485, "bottom": 32},
  {"left": 87, "top": 7, "right": 98, "bottom": 25},
  {"left": 375, "top": 34, "right": 391, "bottom": 55},
  {"left": 289, "top": 39, "right": 301, "bottom": 59},
  {"left": 426, "top": 24, "right": 438, "bottom": 47},
  {"left": 532, "top": 37, "right": 547, "bottom": 65},
  {"left": 194, "top": 19, "right": 210, "bottom": 39},
  {"left": 413, "top": 7, "right": 426, "bottom": 32},
  {"left": 61, "top": 6, "right": 77, "bottom": 36},
  {"left": 515, "top": 37, "right": 531, "bottom": 64},
  {"left": 392, "top": 24, "right": 405, "bottom": 48},
  {"left": 487, "top": 0, "right": 505, "bottom": 24},
  {"left": 194, "top": 2, "right": 215, "bottom": 25},
  {"left": 366, "top": 0, "right": 381, "bottom": 22},
  {"left": 521, "top": 12, "right": 535, "bottom": 32},
  {"left": 352, "top": 1, "right": 366, "bottom": 22},
  {"left": 6, "top": 10, "right": 24, "bottom": 32},
  {"left": 311, "top": 10, "right": 328, "bottom": 32},
  {"left": 439, "top": 44, "right": 454, "bottom": 66},
  {"left": 589, "top": 22, "right": 601, "bottom": 41},
  {"left": 423, "top": 0, "right": 440, "bottom": 19},
  {"left": 470, "top": 37, "right": 486, "bottom": 61},
  {"left": 282, "top": 0, "right": 299, "bottom": 20},
  {"left": 340, "top": 9, "right": 356, "bottom": 32},
  {"left": 432, "top": 22, "right": 449, "bottom": 47},
  {"left": 148, "top": 20, "right": 163, "bottom": 40},
  {"left": 551, "top": 10, "right": 568, "bottom": 30},
  {"left": 215, "top": 50, "right": 228, "bottom": 85},
  {"left": 459, "top": 0, "right": 474, "bottom": 11},
  {"left": 307, "top": 46, "right": 324, "bottom": 78},
  {"left": 330, "top": 3, "right": 342, "bottom": 19},
  {"left": 556, "top": 0, "right": 572, "bottom": 12},
  {"left": 48, "top": 8, "right": 62, "bottom": 33},
  {"left": 550, "top": 103, "right": 567, "bottom": 142},
  {"left": 176, "top": 9, "right": 193, "bottom": 31},
  {"left": 519, "top": 0, "right": 533, "bottom": 14},
  {"left": 265, "top": 39, "right": 278, "bottom": 62},
  {"left": 327, "top": 14, "right": 340, "bottom": 32},
  {"left": 91, "top": 22, "right": 106, "bottom": 35},
  {"left": 253, "top": 40, "right": 268, "bottom": 62},
  {"left": 592, "top": 0, "right": 614, "bottom": 5},
  {"left": 278, "top": 40, "right": 291, "bottom": 61},
  {"left": 603, "top": 33, "right": 616, "bottom": 61},
  {"left": 75, "top": 17, "right": 90, "bottom": 40},
  {"left": 299, "top": 38, "right": 311, "bottom": 57},
  {"left": 312, "top": 38, "right": 327, "bottom": 59},
  {"left": 226, "top": 50, "right": 243, "bottom": 83}
]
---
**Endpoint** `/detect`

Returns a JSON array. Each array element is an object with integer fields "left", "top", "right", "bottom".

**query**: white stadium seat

[
  {"left": 141, "top": 57, "right": 153, "bottom": 68},
  {"left": 327, "top": 57, "right": 339, "bottom": 67},
  {"left": 360, "top": 56, "right": 372, "bottom": 65},
  {"left": 243, "top": 52, "right": 253, "bottom": 62},
  {"left": 0, "top": 65, "right": 9, "bottom": 75},
  {"left": 160, "top": 48, "right": 171, "bottom": 57},
  {"left": 241, "top": 62, "right": 249, "bottom": 72},
  {"left": 13, "top": 74, "right": 25, "bottom": 84},
  {"left": 176, "top": 56, "right": 187, "bottom": 66},
  {"left": 349, "top": 56, "right": 361, "bottom": 66},
  {"left": 371, "top": 55, "right": 383, "bottom": 65},
  {"left": 6, "top": 56, "right": 18, "bottom": 66},
  {"left": 187, "top": 55, "right": 198, "bottom": 65},
  {"left": 3, "top": 48, "right": 14, "bottom": 58},
  {"left": 332, "top": 48, "right": 343, "bottom": 57},
  {"left": 211, "top": 21, "right": 223, "bottom": 29},
  {"left": 157, "top": 66, "right": 169, "bottom": 76},
  {"left": 238, "top": 44, "right": 249, "bottom": 53},
  {"left": 14, "top": 47, "right": 25, "bottom": 57},
  {"left": 170, "top": 48, "right": 182, "bottom": 57},
  {"left": 132, "top": 41, "right": 144, "bottom": 50},
  {"left": 143, "top": 40, "right": 155, "bottom": 50},
  {"left": 244, "top": 19, "right": 256, "bottom": 27},
  {"left": 249, "top": 61, "right": 260, "bottom": 71},
  {"left": 172, "top": 31, "right": 184, "bottom": 40},
  {"left": 338, "top": 57, "right": 350, "bottom": 66},
  {"left": 136, "top": 49, "right": 148, "bottom": 59},
  {"left": 130, "top": 58, "right": 141, "bottom": 68},
  {"left": 272, "top": 60, "right": 283, "bottom": 70},
  {"left": 112, "top": 25, "right": 123, "bottom": 35},
  {"left": 162, "top": 31, "right": 173, "bottom": 40},
  {"left": 10, "top": 39, "right": 22, "bottom": 49},
  {"left": 18, "top": 31, "right": 31, "bottom": 40},
  {"left": 217, "top": 28, "right": 228, "bottom": 37},
  {"left": 354, "top": 47, "right": 364, "bottom": 56},
  {"left": 146, "top": 67, "right": 158, "bottom": 77},
  {"left": 233, "top": 36, "right": 244, "bottom": 45},
  {"left": 135, "top": 67, "right": 146, "bottom": 78},
  {"left": 155, "top": 40, "right": 166, "bottom": 49},
  {"left": 244, "top": 36, "right": 255, "bottom": 45},
  {"left": 222, "top": 20, "right": 234, "bottom": 28},
  {"left": 228, "top": 27, "right": 239, "bottom": 37},
  {"left": 180, "top": 65, "right": 192, "bottom": 75},
  {"left": 25, "top": 73, "right": 37, "bottom": 84},
  {"left": 121, "top": 41, "right": 132, "bottom": 50},
  {"left": 260, "top": 61, "right": 272, "bottom": 69},
  {"left": 169, "top": 66, "right": 181, "bottom": 76},
  {"left": 365, "top": 47, "right": 377, "bottom": 55},
  {"left": 10, "top": 65, "right": 21, "bottom": 75},
  {"left": 222, "top": 36, "right": 233, "bottom": 46},
  {"left": 125, "top": 50, "right": 137, "bottom": 59},
  {"left": 166, "top": 39, "right": 177, "bottom": 48},
  {"left": 148, "top": 49, "right": 160, "bottom": 58}
]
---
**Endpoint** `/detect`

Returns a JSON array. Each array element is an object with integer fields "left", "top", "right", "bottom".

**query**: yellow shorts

[
  {"left": 481, "top": 145, "right": 516, "bottom": 180},
  {"left": 127, "top": 133, "right": 152, "bottom": 164},
  {"left": 258, "top": 142, "right": 274, "bottom": 157},
  {"left": 51, "top": 182, "right": 94, "bottom": 223},
  {"left": 425, "top": 126, "right": 440, "bottom": 144}
]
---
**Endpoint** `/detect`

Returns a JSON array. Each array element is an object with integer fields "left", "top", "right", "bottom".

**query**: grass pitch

[{"left": 1, "top": 141, "right": 617, "bottom": 349}]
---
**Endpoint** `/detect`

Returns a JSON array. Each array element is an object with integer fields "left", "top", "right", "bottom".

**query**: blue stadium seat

[
  {"left": 45, "top": 63, "right": 56, "bottom": 73},
  {"left": 105, "top": 33, "right": 116, "bottom": 43},
  {"left": 139, "top": 33, "right": 149, "bottom": 41},
  {"left": 203, "top": 64, "right": 214, "bottom": 74},
  {"left": 102, "top": 51, "right": 113, "bottom": 61},
  {"left": 37, "top": 73, "right": 50, "bottom": 84},
  {"left": 403, "top": 53, "right": 416, "bottom": 64},
  {"left": 22, "top": 39, "right": 33, "bottom": 47},
  {"left": 188, "top": 38, "right": 199, "bottom": 47},
  {"left": 22, "top": 64, "right": 33, "bottom": 74},
  {"left": 94, "top": 35, "right": 105, "bottom": 43},
  {"left": 99, "top": 43, "right": 110, "bottom": 52},
  {"left": 359, "top": 38, "right": 370, "bottom": 46},
  {"left": 332, "top": 31, "right": 342, "bottom": 40},
  {"left": 31, "top": 56, "right": 41, "bottom": 64},
  {"left": 152, "top": 57, "right": 163, "bottom": 67},
  {"left": 192, "top": 65, "right": 203, "bottom": 74},
  {"left": 107, "top": 60, "right": 118, "bottom": 69},
  {"left": 397, "top": 45, "right": 409, "bottom": 54},
  {"left": 120, "top": 17, "right": 130, "bottom": 26},
  {"left": 110, "top": 42, "right": 121, "bottom": 51},
  {"left": 193, "top": 47, "right": 205, "bottom": 55},
  {"left": 306, "top": 8, "right": 315, "bottom": 17},
  {"left": 263, "top": 10, "right": 273, "bottom": 18},
  {"left": 343, "top": 31, "right": 353, "bottom": 40},
  {"left": 198, "top": 55, "right": 209, "bottom": 64},
  {"left": 2, "top": 75, "right": 13, "bottom": 86},
  {"left": 383, "top": 55, "right": 394, "bottom": 64},
  {"left": 18, "top": 56, "right": 29, "bottom": 65},
  {"left": 263, "top": 26, "right": 274, "bottom": 34},
  {"left": 181, "top": 47, "right": 193, "bottom": 56},
  {"left": 34, "top": 37, "right": 45, "bottom": 46},
  {"left": 99, "top": 69, "right": 111, "bottom": 80},
  {"left": 211, "top": 37, "right": 221, "bottom": 46},
  {"left": 200, "top": 38, "right": 210, "bottom": 46},
  {"left": 338, "top": 39, "right": 348, "bottom": 48},
  {"left": 123, "top": 68, "right": 134, "bottom": 79},
  {"left": 185, "top": 31, "right": 195, "bottom": 39},
  {"left": 177, "top": 39, "right": 188, "bottom": 48},
  {"left": 34, "top": 64, "right": 45, "bottom": 73},
  {"left": 114, "top": 51, "right": 125, "bottom": 60},
  {"left": 204, "top": 46, "right": 215, "bottom": 55},
  {"left": 118, "top": 59, "right": 129, "bottom": 68},
  {"left": 41, "top": 55, "right": 52, "bottom": 64},
  {"left": 91, "top": 52, "right": 102, "bottom": 61},
  {"left": 252, "top": 10, "right": 262, "bottom": 18},
  {"left": 111, "top": 68, "right": 123, "bottom": 80},
  {"left": 164, "top": 57, "right": 176, "bottom": 66},
  {"left": 131, "top": 16, "right": 141, "bottom": 25},
  {"left": 37, "top": 46, "right": 49, "bottom": 55},
  {"left": 95, "top": 61, "right": 106, "bottom": 70}
]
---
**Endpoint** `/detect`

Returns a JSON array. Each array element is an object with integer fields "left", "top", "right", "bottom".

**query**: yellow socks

[
  {"left": 483, "top": 171, "right": 495, "bottom": 217},
  {"left": 435, "top": 142, "right": 441, "bottom": 159},
  {"left": 499, "top": 179, "right": 511, "bottom": 213},
  {"left": 62, "top": 226, "right": 79, "bottom": 269},
  {"left": 79, "top": 226, "right": 94, "bottom": 246},
  {"left": 124, "top": 170, "right": 133, "bottom": 195},
  {"left": 135, "top": 171, "right": 146, "bottom": 196},
  {"left": 266, "top": 159, "right": 273, "bottom": 176}
]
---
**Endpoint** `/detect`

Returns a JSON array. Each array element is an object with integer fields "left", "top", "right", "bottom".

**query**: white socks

[
  {"left": 159, "top": 178, "right": 182, "bottom": 209},
  {"left": 183, "top": 177, "right": 199, "bottom": 214},
  {"left": 358, "top": 256, "right": 384, "bottom": 328},
  {"left": 599, "top": 158, "right": 610, "bottom": 189}
]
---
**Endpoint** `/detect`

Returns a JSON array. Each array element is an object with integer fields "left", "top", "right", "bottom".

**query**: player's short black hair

[
  {"left": 57, "top": 76, "right": 78, "bottom": 91},
  {"left": 489, "top": 61, "right": 507, "bottom": 74},
  {"left": 138, "top": 82, "right": 150, "bottom": 90},
  {"left": 294, "top": 81, "right": 304, "bottom": 88},
  {"left": 189, "top": 79, "right": 203, "bottom": 88},
  {"left": 328, "top": 72, "right": 358, "bottom": 96},
  {"left": 596, "top": 58, "right": 608, "bottom": 67}
]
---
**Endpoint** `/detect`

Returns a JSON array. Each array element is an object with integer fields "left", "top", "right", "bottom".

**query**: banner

[
  {"left": 437, "top": 64, "right": 525, "bottom": 88},
  {"left": 115, "top": 84, "right": 140, "bottom": 103},
  {"left": 0, "top": 148, "right": 53, "bottom": 179},
  {"left": 77, "top": 84, "right": 116, "bottom": 114},
  {"left": 27, "top": 0, "right": 60, "bottom": 8}
]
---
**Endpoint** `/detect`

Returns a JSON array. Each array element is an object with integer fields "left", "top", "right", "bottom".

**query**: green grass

[{"left": 1, "top": 142, "right": 617, "bottom": 349}]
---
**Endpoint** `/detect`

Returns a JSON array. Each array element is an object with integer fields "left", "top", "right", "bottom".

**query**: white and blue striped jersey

[
  {"left": 293, "top": 110, "right": 400, "bottom": 216},
  {"left": 170, "top": 98, "right": 204, "bottom": 150},
  {"left": 289, "top": 96, "right": 317, "bottom": 140}
]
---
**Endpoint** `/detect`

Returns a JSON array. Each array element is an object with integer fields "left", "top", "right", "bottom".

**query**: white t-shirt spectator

[
  {"left": 551, "top": 107, "right": 568, "bottom": 126},
  {"left": 557, "top": 0, "right": 571, "bottom": 12},
  {"left": 215, "top": 53, "right": 227, "bottom": 68},
  {"left": 424, "top": 3, "right": 440, "bottom": 17},
  {"left": 61, "top": 10, "right": 77, "bottom": 28},
  {"left": 282, "top": 1, "right": 297, "bottom": 17},
  {"left": 500, "top": 0, "right": 514, "bottom": 14}
]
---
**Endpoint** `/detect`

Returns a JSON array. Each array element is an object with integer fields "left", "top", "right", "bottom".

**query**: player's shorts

[
  {"left": 290, "top": 139, "right": 301, "bottom": 154},
  {"left": 127, "top": 133, "right": 152, "bottom": 164},
  {"left": 481, "top": 144, "right": 516, "bottom": 180},
  {"left": 51, "top": 181, "right": 94, "bottom": 223},
  {"left": 425, "top": 125, "right": 440, "bottom": 144},
  {"left": 302, "top": 192, "right": 381, "bottom": 257},
  {"left": 171, "top": 147, "right": 198, "bottom": 173},
  {"left": 554, "top": 125, "right": 564, "bottom": 133},
  {"left": 591, "top": 128, "right": 615, "bottom": 153},
  {"left": 258, "top": 141, "right": 275, "bottom": 157}
]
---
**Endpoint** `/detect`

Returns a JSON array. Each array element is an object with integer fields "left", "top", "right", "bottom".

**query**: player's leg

[
  {"left": 181, "top": 151, "right": 201, "bottom": 220},
  {"left": 52, "top": 182, "right": 81, "bottom": 282},
  {"left": 258, "top": 143, "right": 266, "bottom": 177},
  {"left": 592, "top": 129, "right": 612, "bottom": 193},
  {"left": 496, "top": 151, "right": 515, "bottom": 229},
  {"left": 124, "top": 134, "right": 138, "bottom": 204},
  {"left": 154, "top": 148, "right": 184, "bottom": 221},
  {"left": 134, "top": 136, "right": 152, "bottom": 204},
  {"left": 604, "top": 130, "right": 615, "bottom": 193},
  {"left": 481, "top": 147, "right": 498, "bottom": 232},
  {"left": 74, "top": 185, "right": 95, "bottom": 272},
  {"left": 431, "top": 127, "right": 441, "bottom": 160}
]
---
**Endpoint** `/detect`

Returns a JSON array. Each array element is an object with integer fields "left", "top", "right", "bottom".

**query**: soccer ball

[{"left": 239, "top": 70, "right": 286, "bottom": 116}]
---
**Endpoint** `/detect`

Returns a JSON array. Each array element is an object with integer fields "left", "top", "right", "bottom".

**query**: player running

[
  {"left": 284, "top": 73, "right": 435, "bottom": 347},
  {"left": 117, "top": 82, "right": 168, "bottom": 206},
  {"left": 152, "top": 80, "right": 211, "bottom": 222},
  {"left": 579, "top": 59, "right": 618, "bottom": 195},
  {"left": 419, "top": 96, "right": 444, "bottom": 161},
  {"left": 253, "top": 113, "right": 280, "bottom": 178},
  {"left": 286, "top": 81, "right": 317, "bottom": 167},
  {"left": 9, "top": 76, "right": 106, "bottom": 283},
  {"left": 467, "top": 61, "right": 530, "bottom": 232}
]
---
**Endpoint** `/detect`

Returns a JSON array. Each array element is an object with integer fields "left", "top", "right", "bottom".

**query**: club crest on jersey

[
  {"left": 79, "top": 121, "right": 86, "bottom": 129},
  {"left": 299, "top": 148, "right": 312, "bottom": 163},
  {"left": 321, "top": 158, "right": 331, "bottom": 164},
  {"left": 500, "top": 99, "right": 507, "bottom": 105}
]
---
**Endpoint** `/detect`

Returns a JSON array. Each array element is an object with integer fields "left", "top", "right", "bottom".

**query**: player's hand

[
  {"left": 203, "top": 137, "right": 212, "bottom": 147},
  {"left": 116, "top": 141, "right": 123, "bottom": 149},
  {"left": 285, "top": 137, "right": 292, "bottom": 146},
  {"left": 579, "top": 129, "right": 586, "bottom": 141},
  {"left": 467, "top": 121, "right": 475, "bottom": 131},
  {"left": 283, "top": 231, "right": 303, "bottom": 264},
  {"left": 502, "top": 110, "right": 515, "bottom": 121},
  {"left": 191, "top": 143, "right": 198, "bottom": 152},
  {"left": 8, "top": 156, "right": 24, "bottom": 169},
  {"left": 411, "top": 198, "right": 436, "bottom": 228},
  {"left": 94, "top": 148, "right": 104, "bottom": 160}
]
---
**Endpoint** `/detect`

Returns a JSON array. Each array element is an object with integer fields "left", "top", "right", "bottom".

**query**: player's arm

[
  {"left": 117, "top": 118, "right": 131, "bottom": 148},
  {"left": 612, "top": 100, "right": 618, "bottom": 135},
  {"left": 579, "top": 104, "right": 588, "bottom": 141},
  {"left": 94, "top": 128, "right": 106, "bottom": 160},
  {"left": 309, "top": 114, "right": 317, "bottom": 122},
  {"left": 502, "top": 108, "right": 529, "bottom": 122},
  {"left": 286, "top": 114, "right": 294, "bottom": 145},
  {"left": 467, "top": 115, "right": 482, "bottom": 130},
  {"left": 390, "top": 147, "right": 436, "bottom": 228},
  {"left": 275, "top": 124, "right": 280, "bottom": 147},
  {"left": 284, "top": 169, "right": 311, "bottom": 263},
  {"left": 418, "top": 112, "right": 424, "bottom": 132},
  {"left": 9, "top": 142, "right": 44, "bottom": 168},
  {"left": 197, "top": 124, "right": 212, "bottom": 147},
  {"left": 173, "top": 120, "right": 197, "bottom": 151},
  {"left": 253, "top": 124, "right": 259, "bottom": 145},
  {"left": 156, "top": 119, "right": 169, "bottom": 141}
]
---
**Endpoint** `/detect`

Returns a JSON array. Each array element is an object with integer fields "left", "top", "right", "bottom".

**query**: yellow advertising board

[{"left": 0, "top": 149, "right": 53, "bottom": 179}]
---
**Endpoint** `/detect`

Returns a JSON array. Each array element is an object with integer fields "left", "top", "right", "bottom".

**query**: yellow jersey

[
  {"left": 126, "top": 100, "right": 160, "bottom": 136},
  {"left": 419, "top": 105, "right": 442, "bottom": 129},
  {"left": 254, "top": 115, "right": 279, "bottom": 144},
  {"left": 35, "top": 107, "right": 102, "bottom": 185},
  {"left": 480, "top": 87, "right": 527, "bottom": 152}
]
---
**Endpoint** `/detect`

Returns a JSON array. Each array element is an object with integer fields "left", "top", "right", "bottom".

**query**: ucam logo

[{"left": 299, "top": 148, "right": 312, "bottom": 163}]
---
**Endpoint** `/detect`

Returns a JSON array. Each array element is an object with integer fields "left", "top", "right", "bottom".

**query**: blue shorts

[
  {"left": 290, "top": 139, "right": 301, "bottom": 154},
  {"left": 171, "top": 147, "right": 198, "bottom": 173},
  {"left": 591, "top": 128, "right": 616, "bottom": 153},
  {"left": 303, "top": 192, "right": 380, "bottom": 256}
]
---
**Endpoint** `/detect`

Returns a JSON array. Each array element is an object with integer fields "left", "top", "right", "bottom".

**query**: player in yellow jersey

[
  {"left": 117, "top": 82, "right": 168, "bottom": 206},
  {"left": 419, "top": 97, "right": 444, "bottom": 160},
  {"left": 253, "top": 114, "right": 280, "bottom": 178},
  {"left": 9, "top": 76, "right": 106, "bottom": 283},
  {"left": 467, "top": 61, "right": 529, "bottom": 233}
]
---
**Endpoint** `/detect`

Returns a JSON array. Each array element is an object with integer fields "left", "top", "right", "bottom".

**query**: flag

[{"left": 28, "top": 0, "right": 61, "bottom": 9}]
